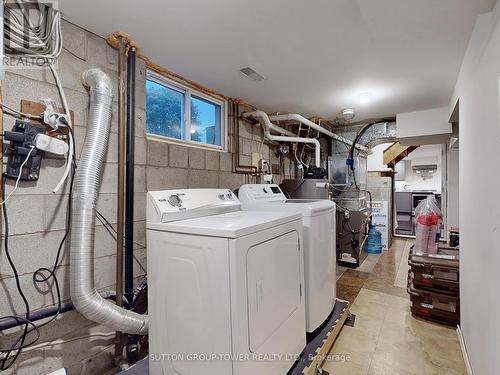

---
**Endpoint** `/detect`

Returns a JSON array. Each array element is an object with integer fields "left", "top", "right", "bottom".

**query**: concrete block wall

[
  {"left": 0, "top": 21, "right": 146, "bottom": 374},
  {"left": 0, "top": 19, "right": 294, "bottom": 374}
]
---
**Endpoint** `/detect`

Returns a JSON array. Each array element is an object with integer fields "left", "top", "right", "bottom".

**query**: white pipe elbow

[{"left": 243, "top": 111, "right": 322, "bottom": 167}]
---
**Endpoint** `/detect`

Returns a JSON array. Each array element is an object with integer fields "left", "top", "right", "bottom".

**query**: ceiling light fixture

[
  {"left": 359, "top": 92, "right": 372, "bottom": 104},
  {"left": 341, "top": 108, "right": 355, "bottom": 121}
]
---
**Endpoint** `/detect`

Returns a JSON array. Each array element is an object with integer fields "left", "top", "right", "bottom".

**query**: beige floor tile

[
  {"left": 353, "top": 288, "right": 393, "bottom": 307},
  {"left": 368, "top": 356, "right": 417, "bottom": 375},
  {"left": 328, "top": 238, "right": 466, "bottom": 375},
  {"left": 323, "top": 356, "right": 371, "bottom": 375},
  {"left": 369, "top": 344, "right": 436, "bottom": 375},
  {"left": 375, "top": 333, "right": 466, "bottom": 375},
  {"left": 394, "top": 241, "right": 411, "bottom": 288},
  {"left": 327, "top": 324, "right": 378, "bottom": 374},
  {"left": 346, "top": 312, "right": 385, "bottom": 339},
  {"left": 330, "top": 326, "right": 378, "bottom": 357},
  {"left": 384, "top": 308, "right": 458, "bottom": 342},
  {"left": 349, "top": 299, "right": 388, "bottom": 322}
]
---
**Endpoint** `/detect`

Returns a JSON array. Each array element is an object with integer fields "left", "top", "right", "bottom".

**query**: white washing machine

[
  {"left": 238, "top": 184, "right": 336, "bottom": 333},
  {"left": 147, "top": 189, "right": 306, "bottom": 375}
]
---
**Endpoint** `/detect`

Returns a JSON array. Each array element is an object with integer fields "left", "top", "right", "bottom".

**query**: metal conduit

[{"left": 125, "top": 46, "right": 136, "bottom": 304}]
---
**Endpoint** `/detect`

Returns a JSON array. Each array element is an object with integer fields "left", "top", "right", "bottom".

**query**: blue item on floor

[{"left": 367, "top": 224, "right": 382, "bottom": 254}]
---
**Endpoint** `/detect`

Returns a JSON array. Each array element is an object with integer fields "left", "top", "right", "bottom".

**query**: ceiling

[{"left": 61, "top": 0, "right": 495, "bottom": 120}]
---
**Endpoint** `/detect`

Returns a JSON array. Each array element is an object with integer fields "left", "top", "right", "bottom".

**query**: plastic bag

[{"left": 414, "top": 196, "right": 442, "bottom": 254}]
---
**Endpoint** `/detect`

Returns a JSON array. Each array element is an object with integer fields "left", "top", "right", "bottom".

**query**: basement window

[{"left": 145, "top": 71, "right": 226, "bottom": 150}]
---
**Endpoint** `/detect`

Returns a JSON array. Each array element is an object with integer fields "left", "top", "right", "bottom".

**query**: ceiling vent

[{"left": 239, "top": 67, "right": 267, "bottom": 82}]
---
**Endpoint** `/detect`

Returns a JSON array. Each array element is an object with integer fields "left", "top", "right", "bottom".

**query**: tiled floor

[{"left": 324, "top": 239, "right": 466, "bottom": 375}]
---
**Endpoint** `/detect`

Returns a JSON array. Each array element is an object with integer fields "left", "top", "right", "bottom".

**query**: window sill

[{"left": 146, "top": 133, "right": 226, "bottom": 152}]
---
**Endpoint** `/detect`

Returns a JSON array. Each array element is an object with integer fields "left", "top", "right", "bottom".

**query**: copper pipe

[
  {"left": 232, "top": 101, "right": 258, "bottom": 175},
  {"left": 115, "top": 36, "right": 127, "bottom": 357}
]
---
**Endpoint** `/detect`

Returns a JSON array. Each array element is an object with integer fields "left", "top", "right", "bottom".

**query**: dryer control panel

[
  {"left": 147, "top": 189, "right": 240, "bottom": 223},
  {"left": 238, "top": 184, "right": 287, "bottom": 204}
]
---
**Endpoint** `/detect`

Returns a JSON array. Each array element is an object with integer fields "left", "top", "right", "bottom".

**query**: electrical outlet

[{"left": 251, "top": 152, "right": 261, "bottom": 168}]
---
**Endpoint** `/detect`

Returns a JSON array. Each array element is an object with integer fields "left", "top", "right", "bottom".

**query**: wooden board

[
  {"left": 302, "top": 302, "right": 350, "bottom": 375},
  {"left": 20, "top": 99, "right": 74, "bottom": 135},
  {"left": 368, "top": 170, "right": 395, "bottom": 178},
  {"left": 383, "top": 142, "right": 419, "bottom": 166}
]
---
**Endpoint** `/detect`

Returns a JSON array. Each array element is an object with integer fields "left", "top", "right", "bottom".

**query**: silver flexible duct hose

[{"left": 70, "top": 68, "right": 148, "bottom": 335}]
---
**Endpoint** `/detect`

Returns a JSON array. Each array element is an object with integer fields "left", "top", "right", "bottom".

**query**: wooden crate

[{"left": 408, "top": 283, "right": 460, "bottom": 326}]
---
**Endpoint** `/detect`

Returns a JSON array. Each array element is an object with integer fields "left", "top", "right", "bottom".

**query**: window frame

[{"left": 145, "top": 70, "right": 227, "bottom": 151}]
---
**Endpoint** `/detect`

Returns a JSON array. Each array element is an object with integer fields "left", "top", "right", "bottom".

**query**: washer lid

[
  {"left": 241, "top": 199, "right": 335, "bottom": 217},
  {"left": 147, "top": 210, "right": 301, "bottom": 238},
  {"left": 238, "top": 184, "right": 335, "bottom": 216}
]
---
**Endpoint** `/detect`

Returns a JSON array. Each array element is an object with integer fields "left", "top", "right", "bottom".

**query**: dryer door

[{"left": 246, "top": 230, "right": 302, "bottom": 352}]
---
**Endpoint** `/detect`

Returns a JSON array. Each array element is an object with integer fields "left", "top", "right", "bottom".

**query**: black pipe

[
  {"left": 124, "top": 46, "right": 136, "bottom": 305},
  {"left": 0, "top": 295, "right": 117, "bottom": 332}
]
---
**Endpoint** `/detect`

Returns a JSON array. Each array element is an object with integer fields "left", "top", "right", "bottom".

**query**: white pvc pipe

[
  {"left": 269, "top": 113, "right": 371, "bottom": 154},
  {"left": 246, "top": 112, "right": 296, "bottom": 136},
  {"left": 268, "top": 123, "right": 297, "bottom": 137},
  {"left": 271, "top": 135, "right": 321, "bottom": 167},
  {"left": 244, "top": 110, "right": 321, "bottom": 167}
]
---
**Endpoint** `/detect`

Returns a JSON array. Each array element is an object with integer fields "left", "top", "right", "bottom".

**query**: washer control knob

[
  {"left": 218, "top": 194, "right": 226, "bottom": 200},
  {"left": 226, "top": 193, "right": 233, "bottom": 199},
  {"left": 168, "top": 194, "right": 182, "bottom": 207}
]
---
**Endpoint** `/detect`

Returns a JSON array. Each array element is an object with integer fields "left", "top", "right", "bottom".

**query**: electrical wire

[
  {"left": 0, "top": 146, "right": 35, "bottom": 205},
  {"left": 5, "top": 332, "right": 115, "bottom": 358},
  {"left": 0, "top": 103, "right": 40, "bottom": 120},
  {"left": 0, "top": 2, "right": 73, "bottom": 368},
  {"left": 3, "top": 1, "right": 68, "bottom": 193},
  {"left": 0, "top": 152, "right": 75, "bottom": 370},
  {"left": 0, "top": 176, "right": 38, "bottom": 369},
  {"left": 3, "top": 1, "right": 62, "bottom": 60},
  {"left": 347, "top": 120, "right": 391, "bottom": 189},
  {"left": 95, "top": 211, "right": 147, "bottom": 274},
  {"left": 0, "top": 108, "right": 76, "bottom": 370},
  {"left": 50, "top": 64, "right": 74, "bottom": 193}
]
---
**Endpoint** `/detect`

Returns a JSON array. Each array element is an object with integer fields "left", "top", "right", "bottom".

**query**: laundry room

[{"left": 0, "top": 1, "right": 498, "bottom": 375}]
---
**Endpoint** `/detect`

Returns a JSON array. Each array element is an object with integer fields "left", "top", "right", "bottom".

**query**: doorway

[{"left": 367, "top": 143, "right": 455, "bottom": 241}]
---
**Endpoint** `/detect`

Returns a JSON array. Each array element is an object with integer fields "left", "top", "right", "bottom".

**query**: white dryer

[
  {"left": 238, "top": 184, "right": 336, "bottom": 333},
  {"left": 147, "top": 189, "right": 306, "bottom": 375}
]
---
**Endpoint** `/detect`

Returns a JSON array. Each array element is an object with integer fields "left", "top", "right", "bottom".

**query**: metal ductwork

[
  {"left": 70, "top": 68, "right": 148, "bottom": 335},
  {"left": 331, "top": 122, "right": 397, "bottom": 155},
  {"left": 269, "top": 113, "right": 371, "bottom": 154}
]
